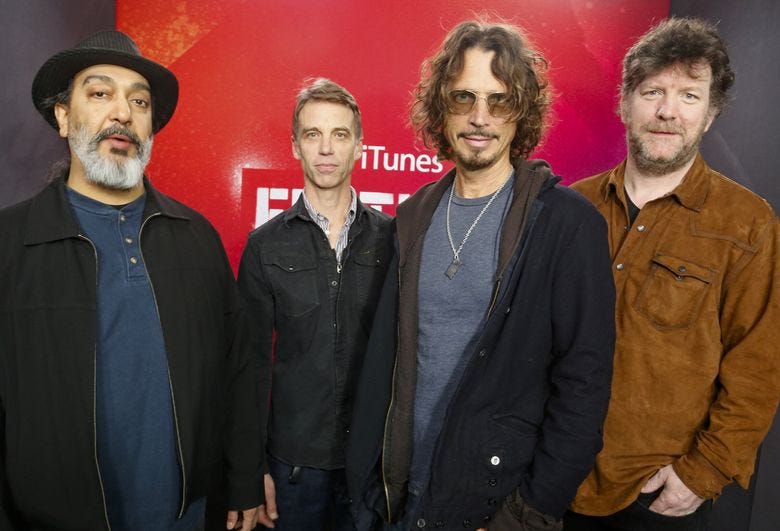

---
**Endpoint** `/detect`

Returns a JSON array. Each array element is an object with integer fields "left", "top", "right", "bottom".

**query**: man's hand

[
  {"left": 641, "top": 464, "right": 705, "bottom": 516},
  {"left": 226, "top": 507, "right": 259, "bottom": 530},
  {"left": 227, "top": 474, "right": 277, "bottom": 530},
  {"left": 254, "top": 473, "right": 278, "bottom": 528}
]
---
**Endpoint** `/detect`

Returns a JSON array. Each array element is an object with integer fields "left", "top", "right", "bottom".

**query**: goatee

[
  {"left": 69, "top": 124, "right": 152, "bottom": 190},
  {"left": 454, "top": 129, "right": 499, "bottom": 171}
]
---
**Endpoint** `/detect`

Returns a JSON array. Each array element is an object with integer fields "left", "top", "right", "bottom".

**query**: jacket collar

[
  {"left": 603, "top": 152, "right": 711, "bottom": 212},
  {"left": 395, "top": 158, "right": 557, "bottom": 268},
  {"left": 23, "top": 175, "right": 190, "bottom": 245}
]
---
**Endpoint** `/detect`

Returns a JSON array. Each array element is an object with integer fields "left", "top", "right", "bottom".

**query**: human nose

[
  {"left": 319, "top": 135, "right": 334, "bottom": 155},
  {"left": 656, "top": 94, "right": 678, "bottom": 120},
  {"left": 469, "top": 96, "right": 491, "bottom": 126},
  {"left": 110, "top": 96, "right": 132, "bottom": 124}
]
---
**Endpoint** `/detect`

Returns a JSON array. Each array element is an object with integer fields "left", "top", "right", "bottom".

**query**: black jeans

[{"left": 564, "top": 491, "right": 712, "bottom": 531}]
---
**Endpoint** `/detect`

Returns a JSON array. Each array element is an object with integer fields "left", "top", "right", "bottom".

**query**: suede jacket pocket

[{"left": 634, "top": 253, "right": 715, "bottom": 330}]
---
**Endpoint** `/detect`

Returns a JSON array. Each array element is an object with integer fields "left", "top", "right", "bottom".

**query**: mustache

[
  {"left": 642, "top": 123, "right": 683, "bottom": 134},
  {"left": 89, "top": 125, "right": 142, "bottom": 148},
  {"left": 458, "top": 129, "right": 499, "bottom": 140}
]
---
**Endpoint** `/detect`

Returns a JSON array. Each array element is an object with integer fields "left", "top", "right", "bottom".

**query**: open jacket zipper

[{"left": 77, "top": 233, "right": 113, "bottom": 531}]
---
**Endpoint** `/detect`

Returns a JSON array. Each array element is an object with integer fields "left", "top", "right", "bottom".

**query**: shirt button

[
  {"left": 129, "top": 257, "right": 138, "bottom": 264},
  {"left": 678, "top": 265, "right": 687, "bottom": 273},
  {"left": 478, "top": 349, "right": 487, "bottom": 358},
  {"left": 287, "top": 265, "right": 294, "bottom": 271},
  {"left": 331, "top": 280, "right": 338, "bottom": 287},
  {"left": 125, "top": 237, "right": 133, "bottom": 244},
  {"left": 637, "top": 224, "right": 646, "bottom": 232},
  {"left": 504, "top": 306, "right": 511, "bottom": 314},
  {"left": 615, "top": 263, "right": 624, "bottom": 271},
  {"left": 490, "top": 455, "right": 500, "bottom": 466},
  {"left": 119, "top": 214, "right": 126, "bottom": 222},
  {"left": 416, "top": 518, "right": 426, "bottom": 528}
]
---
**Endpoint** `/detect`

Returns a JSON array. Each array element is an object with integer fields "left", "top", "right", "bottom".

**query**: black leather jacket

[
  {"left": 238, "top": 195, "right": 392, "bottom": 470},
  {"left": 0, "top": 177, "right": 264, "bottom": 531}
]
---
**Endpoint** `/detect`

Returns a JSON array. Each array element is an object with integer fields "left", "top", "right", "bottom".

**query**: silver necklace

[{"left": 445, "top": 175, "right": 510, "bottom": 279}]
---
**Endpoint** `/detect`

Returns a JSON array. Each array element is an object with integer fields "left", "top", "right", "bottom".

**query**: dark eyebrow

[
  {"left": 82, "top": 75, "right": 115, "bottom": 87},
  {"left": 82, "top": 75, "right": 151, "bottom": 94},
  {"left": 131, "top": 81, "right": 152, "bottom": 94}
]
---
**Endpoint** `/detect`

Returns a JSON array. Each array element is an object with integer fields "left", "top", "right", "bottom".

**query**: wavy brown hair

[
  {"left": 410, "top": 18, "right": 551, "bottom": 161},
  {"left": 622, "top": 17, "right": 734, "bottom": 115}
]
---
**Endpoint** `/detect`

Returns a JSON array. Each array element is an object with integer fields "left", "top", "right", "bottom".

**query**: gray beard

[
  {"left": 627, "top": 126, "right": 704, "bottom": 176},
  {"left": 69, "top": 125, "right": 153, "bottom": 190}
]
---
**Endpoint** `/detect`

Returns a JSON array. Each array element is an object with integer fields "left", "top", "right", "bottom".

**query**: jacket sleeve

[
  {"left": 236, "top": 238, "right": 275, "bottom": 474},
  {"left": 1, "top": 388, "right": 25, "bottom": 528},
  {"left": 218, "top": 236, "right": 265, "bottom": 510},
  {"left": 517, "top": 208, "right": 616, "bottom": 519},
  {"left": 1, "top": 399, "right": 14, "bottom": 528},
  {"left": 346, "top": 232, "right": 400, "bottom": 527},
  {"left": 673, "top": 217, "right": 780, "bottom": 499}
]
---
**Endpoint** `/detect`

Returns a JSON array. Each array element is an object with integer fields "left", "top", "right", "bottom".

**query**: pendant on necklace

[{"left": 445, "top": 258, "right": 462, "bottom": 279}]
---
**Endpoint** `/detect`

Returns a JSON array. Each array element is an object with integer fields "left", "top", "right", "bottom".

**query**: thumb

[
  {"left": 226, "top": 510, "right": 238, "bottom": 530},
  {"left": 641, "top": 468, "right": 666, "bottom": 493}
]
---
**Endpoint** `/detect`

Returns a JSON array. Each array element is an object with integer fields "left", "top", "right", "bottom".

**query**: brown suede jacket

[{"left": 571, "top": 153, "right": 780, "bottom": 516}]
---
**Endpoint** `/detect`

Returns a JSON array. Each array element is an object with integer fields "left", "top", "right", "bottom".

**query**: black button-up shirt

[{"left": 238, "top": 195, "right": 392, "bottom": 469}]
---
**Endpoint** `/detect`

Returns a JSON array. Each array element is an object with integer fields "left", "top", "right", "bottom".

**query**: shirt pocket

[
  {"left": 264, "top": 255, "right": 321, "bottom": 317},
  {"left": 634, "top": 253, "right": 715, "bottom": 330},
  {"left": 351, "top": 245, "right": 386, "bottom": 302}
]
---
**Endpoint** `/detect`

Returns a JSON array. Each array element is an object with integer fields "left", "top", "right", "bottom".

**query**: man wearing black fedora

[{"left": 0, "top": 30, "right": 266, "bottom": 530}]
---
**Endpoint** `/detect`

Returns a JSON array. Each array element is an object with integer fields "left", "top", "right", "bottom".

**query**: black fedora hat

[{"left": 32, "top": 30, "right": 178, "bottom": 134}]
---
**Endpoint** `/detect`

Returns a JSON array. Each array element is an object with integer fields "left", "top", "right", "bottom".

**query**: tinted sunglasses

[{"left": 446, "top": 89, "right": 516, "bottom": 117}]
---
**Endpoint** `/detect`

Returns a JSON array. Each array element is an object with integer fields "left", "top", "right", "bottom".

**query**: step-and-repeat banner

[{"left": 117, "top": 0, "right": 669, "bottom": 267}]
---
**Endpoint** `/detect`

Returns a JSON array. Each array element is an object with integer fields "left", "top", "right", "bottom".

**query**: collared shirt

[
  {"left": 571, "top": 153, "right": 780, "bottom": 515},
  {"left": 302, "top": 187, "right": 357, "bottom": 266},
  {"left": 238, "top": 194, "right": 393, "bottom": 469}
]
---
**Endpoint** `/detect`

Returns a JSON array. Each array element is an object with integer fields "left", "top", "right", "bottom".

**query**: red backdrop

[{"left": 117, "top": 0, "right": 670, "bottom": 268}]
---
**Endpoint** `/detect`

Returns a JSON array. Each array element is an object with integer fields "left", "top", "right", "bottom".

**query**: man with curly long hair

[{"left": 347, "top": 18, "right": 615, "bottom": 531}]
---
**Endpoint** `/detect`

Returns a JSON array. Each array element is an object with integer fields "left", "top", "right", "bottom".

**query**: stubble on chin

[
  {"left": 628, "top": 130, "right": 701, "bottom": 176},
  {"left": 457, "top": 153, "right": 494, "bottom": 172}
]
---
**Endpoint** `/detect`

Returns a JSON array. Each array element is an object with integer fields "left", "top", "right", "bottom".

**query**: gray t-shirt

[{"left": 409, "top": 179, "right": 512, "bottom": 493}]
